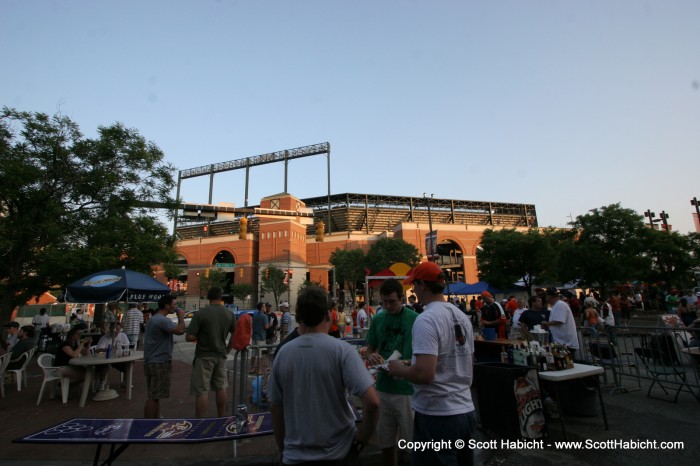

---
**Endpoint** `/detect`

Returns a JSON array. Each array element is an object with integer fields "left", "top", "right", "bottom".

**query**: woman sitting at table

[
  {"left": 55, "top": 327, "right": 91, "bottom": 383},
  {"left": 96, "top": 322, "right": 130, "bottom": 355},
  {"left": 95, "top": 322, "right": 130, "bottom": 388}
]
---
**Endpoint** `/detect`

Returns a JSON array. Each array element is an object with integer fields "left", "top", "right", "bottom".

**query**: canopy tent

[
  {"left": 443, "top": 281, "right": 508, "bottom": 296},
  {"left": 66, "top": 268, "right": 171, "bottom": 303}
]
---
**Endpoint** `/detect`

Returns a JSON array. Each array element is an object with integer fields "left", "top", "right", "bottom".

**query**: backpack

[{"left": 232, "top": 313, "right": 252, "bottom": 351}]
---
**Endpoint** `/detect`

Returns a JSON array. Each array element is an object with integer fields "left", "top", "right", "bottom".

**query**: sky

[{"left": 2, "top": 0, "right": 699, "bottom": 233}]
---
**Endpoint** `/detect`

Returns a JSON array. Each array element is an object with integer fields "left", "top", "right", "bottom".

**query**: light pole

[
  {"left": 423, "top": 193, "right": 435, "bottom": 262},
  {"left": 659, "top": 211, "right": 670, "bottom": 232},
  {"left": 644, "top": 210, "right": 656, "bottom": 229},
  {"left": 287, "top": 243, "right": 292, "bottom": 307},
  {"left": 691, "top": 197, "right": 700, "bottom": 231},
  {"left": 195, "top": 272, "right": 200, "bottom": 310}
]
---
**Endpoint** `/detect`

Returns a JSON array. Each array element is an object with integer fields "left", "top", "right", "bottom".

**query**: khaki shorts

[
  {"left": 144, "top": 361, "right": 172, "bottom": 400},
  {"left": 376, "top": 391, "right": 414, "bottom": 449},
  {"left": 190, "top": 356, "right": 228, "bottom": 395}
]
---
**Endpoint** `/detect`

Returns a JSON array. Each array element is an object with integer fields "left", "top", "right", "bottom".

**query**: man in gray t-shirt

[
  {"left": 143, "top": 295, "right": 185, "bottom": 418},
  {"left": 269, "top": 287, "right": 379, "bottom": 464}
]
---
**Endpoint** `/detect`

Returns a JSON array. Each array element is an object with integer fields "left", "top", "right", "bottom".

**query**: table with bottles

[{"left": 487, "top": 340, "right": 608, "bottom": 440}]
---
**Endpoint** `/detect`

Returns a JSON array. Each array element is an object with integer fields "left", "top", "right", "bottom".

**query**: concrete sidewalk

[{"left": 2, "top": 341, "right": 699, "bottom": 465}]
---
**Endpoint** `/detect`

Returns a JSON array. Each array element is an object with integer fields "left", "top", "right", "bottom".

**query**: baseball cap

[
  {"left": 481, "top": 291, "right": 493, "bottom": 298},
  {"left": 545, "top": 287, "right": 560, "bottom": 297},
  {"left": 3, "top": 322, "right": 20, "bottom": 329},
  {"left": 265, "top": 302, "right": 272, "bottom": 307},
  {"left": 403, "top": 262, "right": 445, "bottom": 285},
  {"left": 279, "top": 301, "right": 289, "bottom": 308}
]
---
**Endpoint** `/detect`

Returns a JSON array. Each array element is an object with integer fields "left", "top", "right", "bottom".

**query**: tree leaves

[{"left": 0, "top": 107, "right": 178, "bottom": 322}]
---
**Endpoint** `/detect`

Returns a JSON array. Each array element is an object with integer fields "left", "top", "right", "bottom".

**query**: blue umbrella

[{"left": 65, "top": 268, "right": 171, "bottom": 303}]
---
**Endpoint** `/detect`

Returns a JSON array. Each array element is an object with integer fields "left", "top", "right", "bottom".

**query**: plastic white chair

[
  {"left": 0, "top": 353, "right": 11, "bottom": 398},
  {"left": 36, "top": 353, "right": 71, "bottom": 405},
  {"left": 89, "top": 345, "right": 98, "bottom": 356},
  {"left": 8, "top": 347, "right": 36, "bottom": 391}
]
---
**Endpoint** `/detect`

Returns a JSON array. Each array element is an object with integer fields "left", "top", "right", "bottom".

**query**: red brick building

[{"left": 169, "top": 192, "right": 537, "bottom": 310}]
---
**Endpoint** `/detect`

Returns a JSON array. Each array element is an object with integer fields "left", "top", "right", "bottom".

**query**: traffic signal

[
  {"left": 315, "top": 221, "right": 325, "bottom": 242},
  {"left": 288, "top": 270, "right": 293, "bottom": 280},
  {"left": 265, "top": 268, "right": 270, "bottom": 279},
  {"left": 238, "top": 216, "right": 247, "bottom": 240}
]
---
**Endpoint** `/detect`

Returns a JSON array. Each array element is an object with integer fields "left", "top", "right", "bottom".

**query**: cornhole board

[{"left": 14, "top": 413, "right": 272, "bottom": 466}]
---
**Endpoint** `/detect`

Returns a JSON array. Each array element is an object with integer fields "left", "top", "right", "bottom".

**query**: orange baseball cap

[
  {"left": 403, "top": 262, "right": 445, "bottom": 285},
  {"left": 481, "top": 291, "right": 493, "bottom": 298}
]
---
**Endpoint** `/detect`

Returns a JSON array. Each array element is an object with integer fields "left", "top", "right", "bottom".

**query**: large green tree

[
  {"left": 261, "top": 266, "right": 288, "bottom": 308},
  {"left": 644, "top": 229, "right": 698, "bottom": 289},
  {"left": 364, "top": 238, "right": 420, "bottom": 274},
  {"left": 477, "top": 228, "right": 556, "bottom": 295},
  {"left": 0, "top": 108, "right": 178, "bottom": 322},
  {"left": 329, "top": 248, "right": 366, "bottom": 305},
  {"left": 564, "top": 203, "right": 650, "bottom": 293}
]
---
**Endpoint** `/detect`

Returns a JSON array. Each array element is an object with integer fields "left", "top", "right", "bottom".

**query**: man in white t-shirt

[
  {"left": 542, "top": 288, "right": 579, "bottom": 358},
  {"left": 32, "top": 308, "right": 51, "bottom": 333},
  {"left": 356, "top": 304, "right": 368, "bottom": 330},
  {"left": 389, "top": 261, "right": 476, "bottom": 466}
]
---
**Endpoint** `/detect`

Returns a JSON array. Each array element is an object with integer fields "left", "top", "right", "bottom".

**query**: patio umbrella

[{"left": 65, "top": 268, "right": 171, "bottom": 303}]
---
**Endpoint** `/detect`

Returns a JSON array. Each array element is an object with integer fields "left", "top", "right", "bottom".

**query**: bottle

[
  {"left": 105, "top": 344, "right": 111, "bottom": 359},
  {"left": 507, "top": 345, "right": 514, "bottom": 364},
  {"left": 564, "top": 346, "right": 574, "bottom": 369},
  {"left": 545, "top": 346, "right": 555, "bottom": 371},
  {"left": 539, "top": 351, "right": 548, "bottom": 372},
  {"left": 500, "top": 346, "right": 509, "bottom": 364}
]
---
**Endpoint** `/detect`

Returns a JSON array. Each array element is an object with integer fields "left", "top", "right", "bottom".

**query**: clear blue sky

[{"left": 2, "top": 1, "right": 699, "bottom": 232}]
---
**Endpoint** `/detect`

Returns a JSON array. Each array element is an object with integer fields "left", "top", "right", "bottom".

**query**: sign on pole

[
  {"left": 425, "top": 231, "right": 438, "bottom": 260},
  {"left": 215, "top": 263, "right": 236, "bottom": 272}
]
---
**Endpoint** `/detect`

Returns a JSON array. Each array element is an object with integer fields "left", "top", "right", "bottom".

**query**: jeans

[{"left": 412, "top": 410, "right": 477, "bottom": 466}]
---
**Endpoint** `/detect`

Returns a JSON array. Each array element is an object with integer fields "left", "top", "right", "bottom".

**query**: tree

[
  {"left": 645, "top": 230, "right": 698, "bottom": 289},
  {"left": 330, "top": 248, "right": 366, "bottom": 306},
  {"left": 232, "top": 283, "right": 255, "bottom": 307},
  {"left": 477, "top": 228, "right": 556, "bottom": 295},
  {"left": 261, "top": 266, "right": 288, "bottom": 308},
  {"left": 198, "top": 269, "right": 228, "bottom": 296},
  {"left": 364, "top": 238, "right": 420, "bottom": 274},
  {"left": 565, "top": 204, "right": 650, "bottom": 294},
  {"left": 0, "top": 108, "right": 178, "bottom": 323}
]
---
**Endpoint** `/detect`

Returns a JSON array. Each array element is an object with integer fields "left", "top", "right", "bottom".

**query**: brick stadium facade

[{"left": 168, "top": 192, "right": 537, "bottom": 310}]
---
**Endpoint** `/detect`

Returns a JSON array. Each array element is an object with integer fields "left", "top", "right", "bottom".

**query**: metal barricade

[{"left": 576, "top": 323, "right": 700, "bottom": 402}]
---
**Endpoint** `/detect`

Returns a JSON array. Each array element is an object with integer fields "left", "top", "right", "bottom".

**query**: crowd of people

[
  {"left": 3, "top": 273, "right": 699, "bottom": 466},
  {"left": 266, "top": 262, "right": 477, "bottom": 465}
]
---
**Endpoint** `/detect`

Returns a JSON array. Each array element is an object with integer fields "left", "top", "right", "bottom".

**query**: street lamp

[
  {"left": 195, "top": 272, "right": 201, "bottom": 310},
  {"left": 644, "top": 210, "right": 656, "bottom": 229},
  {"left": 691, "top": 197, "right": 700, "bottom": 231},
  {"left": 423, "top": 193, "right": 435, "bottom": 262},
  {"left": 659, "top": 211, "right": 670, "bottom": 232}
]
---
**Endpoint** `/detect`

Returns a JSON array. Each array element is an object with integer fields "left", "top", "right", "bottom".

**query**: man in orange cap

[{"left": 388, "top": 262, "right": 476, "bottom": 466}]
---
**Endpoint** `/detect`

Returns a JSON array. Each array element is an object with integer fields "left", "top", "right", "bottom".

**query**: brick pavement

[{"left": 2, "top": 328, "right": 699, "bottom": 465}]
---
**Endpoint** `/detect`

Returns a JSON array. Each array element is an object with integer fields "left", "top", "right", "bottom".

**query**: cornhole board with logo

[{"left": 14, "top": 414, "right": 272, "bottom": 466}]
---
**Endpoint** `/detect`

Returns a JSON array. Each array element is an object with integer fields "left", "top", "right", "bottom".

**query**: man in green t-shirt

[
  {"left": 186, "top": 286, "right": 236, "bottom": 417},
  {"left": 366, "top": 278, "right": 418, "bottom": 466}
]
